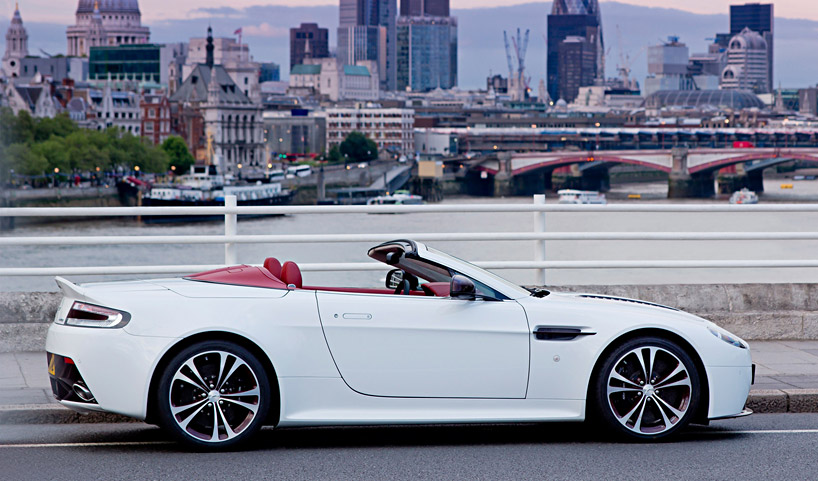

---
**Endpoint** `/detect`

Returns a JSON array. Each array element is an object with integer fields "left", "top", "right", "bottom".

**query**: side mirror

[
  {"left": 385, "top": 269, "right": 404, "bottom": 290},
  {"left": 450, "top": 274, "right": 476, "bottom": 300}
]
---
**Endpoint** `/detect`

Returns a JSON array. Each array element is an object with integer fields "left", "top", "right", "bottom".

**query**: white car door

[{"left": 316, "top": 291, "right": 530, "bottom": 398}]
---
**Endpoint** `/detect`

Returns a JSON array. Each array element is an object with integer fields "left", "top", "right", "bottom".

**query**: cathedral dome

[{"left": 76, "top": 0, "right": 141, "bottom": 14}]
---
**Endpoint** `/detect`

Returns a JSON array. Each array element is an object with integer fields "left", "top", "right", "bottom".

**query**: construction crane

[
  {"left": 511, "top": 28, "right": 530, "bottom": 91},
  {"left": 503, "top": 31, "right": 515, "bottom": 83},
  {"left": 503, "top": 28, "right": 531, "bottom": 99}
]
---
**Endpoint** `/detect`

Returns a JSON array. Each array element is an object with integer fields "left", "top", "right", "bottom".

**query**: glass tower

[
  {"left": 338, "top": 0, "right": 397, "bottom": 91},
  {"left": 546, "top": 0, "right": 604, "bottom": 102}
]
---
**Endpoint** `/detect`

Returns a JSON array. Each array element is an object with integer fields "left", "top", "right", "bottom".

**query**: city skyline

[
  {"left": 2, "top": 0, "right": 817, "bottom": 89},
  {"left": 3, "top": 0, "right": 818, "bottom": 24}
]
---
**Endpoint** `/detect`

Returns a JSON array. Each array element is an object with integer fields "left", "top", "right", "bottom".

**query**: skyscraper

[
  {"left": 721, "top": 27, "right": 769, "bottom": 93},
  {"left": 730, "top": 3, "right": 773, "bottom": 92},
  {"left": 400, "top": 0, "right": 449, "bottom": 17},
  {"left": 546, "top": 0, "right": 604, "bottom": 102},
  {"left": 290, "top": 23, "right": 329, "bottom": 69},
  {"left": 396, "top": 0, "right": 457, "bottom": 92},
  {"left": 338, "top": 0, "right": 397, "bottom": 91}
]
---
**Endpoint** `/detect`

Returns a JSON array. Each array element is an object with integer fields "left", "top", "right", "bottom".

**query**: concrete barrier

[{"left": 2, "top": 283, "right": 818, "bottom": 352}]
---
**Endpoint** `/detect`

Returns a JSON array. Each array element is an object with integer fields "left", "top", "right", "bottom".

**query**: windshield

[{"left": 425, "top": 247, "right": 531, "bottom": 297}]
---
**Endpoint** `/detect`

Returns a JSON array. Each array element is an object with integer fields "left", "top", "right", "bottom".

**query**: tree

[
  {"left": 6, "top": 143, "right": 48, "bottom": 176},
  {"left": 161, "top": 136, "right": 195, "bottom": 174},
  {"left": 339, "top": 131, "right": 378, "bottom": 163},
  {"left": 327, "top": 145, "right": 341, "bottom": 163}
]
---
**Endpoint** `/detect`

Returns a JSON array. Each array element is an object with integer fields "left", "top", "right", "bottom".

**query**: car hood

[{"left": 517, "top": 290, "right": 709, "bottom": 327}]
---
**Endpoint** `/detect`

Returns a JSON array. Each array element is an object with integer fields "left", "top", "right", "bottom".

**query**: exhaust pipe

[{"left": 72, "top": 382, "right": 95, "bottom": 402}]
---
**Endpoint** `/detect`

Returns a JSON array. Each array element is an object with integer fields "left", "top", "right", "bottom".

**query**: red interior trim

[
  {"left": 303, "top": 286, "right": 428, "bottom": 296},
  {"left": 186, "top": 265, "right": 288, "bottom": 290}
]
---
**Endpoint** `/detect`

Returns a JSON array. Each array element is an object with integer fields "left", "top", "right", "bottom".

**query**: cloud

[
  {"left": 185, "top": 6, "right": 244, "bottom": 19},
  {"left": 242, "top": 22, "right": 289, "bottom": 38}
]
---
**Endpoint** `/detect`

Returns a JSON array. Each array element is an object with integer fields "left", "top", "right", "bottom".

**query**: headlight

[
  {"left": 708, "top": 326, "right": 746, "bottom": 349},
  {"left": 55, "top": 301, "right": 131, "bottom": 328}
]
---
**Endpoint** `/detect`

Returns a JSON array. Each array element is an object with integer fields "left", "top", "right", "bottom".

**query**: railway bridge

[{"left": 469, "top": 147, "right": 818, "bottom": 197}]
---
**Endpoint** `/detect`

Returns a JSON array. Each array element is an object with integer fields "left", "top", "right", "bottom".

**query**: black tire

[
  {"left": 156, "top": 341, "right": 271, "bottom": 450},
  {"left": 591, "top": 336, "right": 700, "bottom": 441}
]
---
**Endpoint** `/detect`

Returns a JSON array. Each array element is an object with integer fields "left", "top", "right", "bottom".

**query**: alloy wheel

[
  {"left": 168, "top": 350, "right": 261, "bottom": 443},
  {"left": 605, "top": 345, "right": 693, "bottom": 436}
]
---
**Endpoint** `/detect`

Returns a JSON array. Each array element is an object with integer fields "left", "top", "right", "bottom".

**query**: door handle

[
  {"left": 533, "top": 326, "right": 596, "bottom": 341},
  {"left": 342, "top": 313, "right": 372, "bottom": 320}
]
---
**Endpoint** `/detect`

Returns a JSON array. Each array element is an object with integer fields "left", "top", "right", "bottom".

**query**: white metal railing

[{"left": 3, "top": 195, "right": 818, "bottom": 280}]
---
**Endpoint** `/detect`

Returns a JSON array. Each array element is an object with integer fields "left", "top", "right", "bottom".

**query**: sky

[{"left": 2, "top": 0, "right": 817, "bottom": 23}]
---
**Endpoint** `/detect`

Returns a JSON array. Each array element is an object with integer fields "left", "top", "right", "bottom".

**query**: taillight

[{"left": 56, "top": 301, "right": 131, "bottom": 328}]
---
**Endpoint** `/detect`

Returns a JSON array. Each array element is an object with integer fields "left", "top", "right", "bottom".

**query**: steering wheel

[
  {"left": 393, "top": 272, "right": 419, "bottom": 295},
  {"left": 394, "top": 278, "right": 410, "bottom": 295}
]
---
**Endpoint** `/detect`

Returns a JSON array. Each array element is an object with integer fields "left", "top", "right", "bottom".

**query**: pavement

[{"left": 2, "top": 342, "right": 818, "bottom": 424}]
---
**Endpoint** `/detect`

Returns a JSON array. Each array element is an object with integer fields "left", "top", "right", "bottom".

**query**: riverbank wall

[{"left": 2, "top": 283, "right": 816, "bottom": 352}]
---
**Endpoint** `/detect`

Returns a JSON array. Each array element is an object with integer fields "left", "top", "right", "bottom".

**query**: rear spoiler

[{"left": 55, "top": 276, "right": 87, "bottom": 300}]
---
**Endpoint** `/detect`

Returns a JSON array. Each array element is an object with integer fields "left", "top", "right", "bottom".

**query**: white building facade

[
  {"left": 66, "top": 0, "right": 151, "bottom": 57},
  {"left": 721, "top": 28, "right": 769, "bottom": 93},
  {"left": 326, "top": 107, "right": 414, "bottom": 155},
  {"left": 289, "top": 58, "right": 379, "bottom": 101}
]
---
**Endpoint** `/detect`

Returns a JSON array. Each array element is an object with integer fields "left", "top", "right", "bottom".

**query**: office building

[
  {"left": 400, "top": 0, "right": 449, "bottom": 17},
  {"left": 290, "top": 23, "right": 329, "bottom": 69},
  {"left": 89, "top": 44, "right": 162, "bottom": 83},
  {"left": 326, "top": 107, "right": 414, "bottom": 155},
  {"left": 557, "top": 35, "right": 596, "bottom": 102},
  {"left": 644, "top": 37, "right": 694, "bottom": 97},
  {"left": 264, "top": 110, "right": 327, "bottom": 156},
  {"left": 337, "top": 0, "right": 397, "bottom": 91},
  {"left": 730, "top": 3, "right": 773, "bottom": 92},
  {"left": 289, "top": 57, "right": 380, "bottom": 101},
  {"left": 547, "top": 0, "right": 604, "bottom": 102},
  {"left": 260, "top": 62, "right": 280, "bottom": 83},
  {"left": 396, "top": 14, "right": 457, "bottom": 92},
  {"left": 721, "top": 27, "right": 769, "bottom": 93}
]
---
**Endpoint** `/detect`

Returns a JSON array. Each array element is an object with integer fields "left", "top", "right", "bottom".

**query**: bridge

[{"left": 469, "top": 147, "right": 818, "bottom": 197}]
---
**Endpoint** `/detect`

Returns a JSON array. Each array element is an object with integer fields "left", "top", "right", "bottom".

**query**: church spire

[
  {"left": 205, "top": 25, "right": 214, "bottom": 68},
  {"left": 3, "top": 1, "right": 29, "bottom": 77}
]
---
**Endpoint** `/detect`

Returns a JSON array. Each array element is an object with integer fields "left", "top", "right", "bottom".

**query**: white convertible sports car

[{"left": 46, "top": 240, "right": 753, "bottom": 449}]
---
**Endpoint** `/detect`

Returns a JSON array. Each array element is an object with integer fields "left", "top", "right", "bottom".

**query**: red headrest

[
  {"left": 263, "top": 257, "right": 282, "bottom": 278},
  {"left": 280, "top": 261, "right": 302, "bottom": 289}
]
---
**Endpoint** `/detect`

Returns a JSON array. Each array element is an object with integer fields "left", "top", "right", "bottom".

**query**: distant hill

[{"left": 3, "top": 2, "right": 817, "bottom": 90}]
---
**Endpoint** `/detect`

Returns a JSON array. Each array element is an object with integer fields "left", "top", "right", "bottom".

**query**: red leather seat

[
  {"left": 280, "top": 261, "right": 303, "bottom": 289},
  {"left": 263, "top": 257, "right": 282, "bottom": 279}
]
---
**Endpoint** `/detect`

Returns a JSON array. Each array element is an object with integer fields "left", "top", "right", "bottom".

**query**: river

[{"left": 4, "top": 176, "right": 818, "bottom": 292}]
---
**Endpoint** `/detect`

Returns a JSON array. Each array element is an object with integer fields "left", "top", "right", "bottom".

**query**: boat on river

[
  {"left": 729, "top": 188, "right": 759, "bottom": 205},
  {"left": 366, "top": 190, "right": 424, "bottom": 206},
  {"left": 134, "top": 166, "right": 294, "bottom": 223},
  {"left": 557, "top": 189, "right": 607, "bottom": 205}
]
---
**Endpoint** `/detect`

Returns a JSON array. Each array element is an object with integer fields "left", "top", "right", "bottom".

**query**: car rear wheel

[
  {"left": 592, "top": 336, "right": 700, "bottom": 440},
  {"left": 156, "top": 341, "right": 271, "bottom": 449}
]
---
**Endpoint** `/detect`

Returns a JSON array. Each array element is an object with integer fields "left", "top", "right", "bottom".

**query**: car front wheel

[
  {"left": 593, "top": 336, "right": 700, "bottom": 440},
  {"left": 156, "top": 341, "right": 271, "bottom": 449}
]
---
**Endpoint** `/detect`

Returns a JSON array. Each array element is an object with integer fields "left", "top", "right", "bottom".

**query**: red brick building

[{"left": 140, "top": 92, "right": 171, "bottom": 145}]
